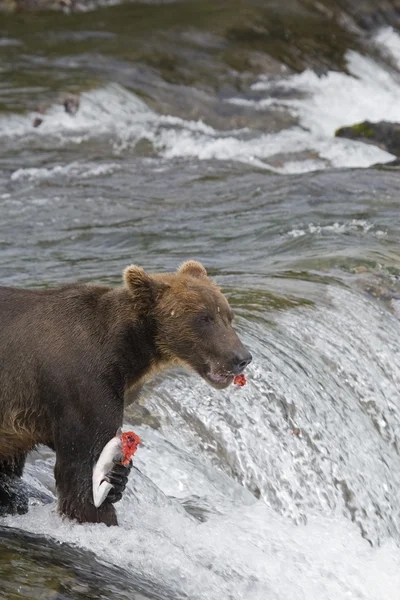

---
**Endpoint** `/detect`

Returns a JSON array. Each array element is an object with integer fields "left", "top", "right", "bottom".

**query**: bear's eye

[{"left": 198, "top": 314, "right": 213, "bottom": 324}]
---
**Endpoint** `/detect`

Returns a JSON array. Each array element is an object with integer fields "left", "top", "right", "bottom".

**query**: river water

[{"left": 1, "top": 3, "right": 400, "bottom": 599}]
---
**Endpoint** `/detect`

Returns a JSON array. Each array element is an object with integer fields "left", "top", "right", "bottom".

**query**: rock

[
  {"left": 0, "top": 526, "right": 166, "bottom": 599},
  {"left": 32, "top": 93, "right": 80, "bottom": 128},
  {"left": 335, "top": 121, "right": 400, "bottom": 157},
  {"left": 62, "top": 94, "right": 80, "bottom": 115}
]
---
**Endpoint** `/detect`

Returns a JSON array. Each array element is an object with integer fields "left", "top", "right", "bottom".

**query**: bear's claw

[{"left": 104, "top": 460, "right": 132, "bottom": 504}]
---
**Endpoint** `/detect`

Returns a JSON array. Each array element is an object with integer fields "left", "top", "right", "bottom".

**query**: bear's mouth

[{"left": 204, "top": 368, "right": 234, "bottom": 389}]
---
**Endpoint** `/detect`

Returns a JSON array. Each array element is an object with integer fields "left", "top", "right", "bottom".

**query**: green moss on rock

[
  {"left": 335, "top": 121, "right": 375, "bottom": 139},
  {"left": 336, "top": 120, "right": 400, "bottom": 156}
]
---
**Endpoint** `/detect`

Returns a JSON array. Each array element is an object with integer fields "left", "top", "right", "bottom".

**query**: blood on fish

[
  {"left": 234, "top": 374, "right": 247, "bottom": 386},
  {"left": 120, "top": 431, "right": 141, "bottom": 465}
]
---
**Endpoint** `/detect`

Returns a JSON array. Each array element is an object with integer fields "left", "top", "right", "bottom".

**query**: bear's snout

[{"left": 230, "top": 348, "right": 252, "bottom": 375}]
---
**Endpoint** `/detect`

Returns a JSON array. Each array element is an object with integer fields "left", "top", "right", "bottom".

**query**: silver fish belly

[{"left": 92, "top": 433, "right": 122, "bottom": 508}]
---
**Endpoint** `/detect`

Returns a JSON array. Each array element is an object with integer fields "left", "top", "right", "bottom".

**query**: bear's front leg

[
  {"left": 55, "top": 454, "right": 122, "bottom": 526},
  {"left": 53, "top": 408, "right": 127, "bottom": 526}
]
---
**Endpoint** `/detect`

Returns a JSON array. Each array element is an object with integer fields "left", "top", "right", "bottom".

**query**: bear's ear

[
  {"left": 123, "top": 265, "right": 166, "bottom": 308},
  {"left": 124, "top": 265, "right": 152, "bottom": 291},
  {"left": 177, "top": 260, "right": 207, "bottom": 279}
]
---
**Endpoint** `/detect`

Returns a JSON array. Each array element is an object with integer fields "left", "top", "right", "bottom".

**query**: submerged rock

[
  {"left": 32, "top": 93, "right": 80, "bottom": 128},
  {"left": 0, "top": 526, "right": 169, "bottom": 600},
  {"left": 335, "top": 120, "right": 400, "bottom": 157},
  {"left": 63, "top": 94, "right": 80, "bottom": 115}
]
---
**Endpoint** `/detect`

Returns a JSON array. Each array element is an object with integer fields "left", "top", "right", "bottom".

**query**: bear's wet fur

[{"left": 0, "top": 261, "right": 251, "bottom": 525}]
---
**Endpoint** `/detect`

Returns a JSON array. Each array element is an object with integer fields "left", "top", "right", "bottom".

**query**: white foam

[
  {"left": 10, "top": 162, "right": 119, "bottom": 182},
  {"left": 286, "top": 219, "right": 383, "bottom": 238},
  {"left": 251, "top": 51, "right": 400, "bottom": 135},
  {"left": 237, "top": 44, "right": 400, "bottom": 171},
  {"left": 4, "top": 427, "right": 400, "bottom": 600},
  {"left": 0, "top": 84, "right": 152, "bottom": 142},
  {"left": 375, "top": 27, "right": 400, "bottom": 68}
]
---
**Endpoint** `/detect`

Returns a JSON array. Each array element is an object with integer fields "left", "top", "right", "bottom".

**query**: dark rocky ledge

[{"left": 336, "top": 121, "right": 400, "bottom": 163}]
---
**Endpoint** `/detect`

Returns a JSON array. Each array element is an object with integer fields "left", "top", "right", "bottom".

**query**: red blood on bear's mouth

[
  {"left": 120, "top": 431, "right": 141, "bottom": 465},
  {"left": 233, "top": 374, "right": 247, "bottom": 386}
]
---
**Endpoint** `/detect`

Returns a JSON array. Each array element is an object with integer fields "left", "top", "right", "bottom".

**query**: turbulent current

[{"left": 1, "top": 3, "right": 400, "bottom": 599}]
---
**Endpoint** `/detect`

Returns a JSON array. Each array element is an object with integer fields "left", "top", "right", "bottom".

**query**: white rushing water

[
  {"left": 2, "top": 28, "right": 400, "bottom": 177},
  {"left": 4, "top": 284, "right": 400, "bottom": 599}
]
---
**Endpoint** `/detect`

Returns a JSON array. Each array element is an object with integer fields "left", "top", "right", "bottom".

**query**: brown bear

[{"left": 0, "top": 261, "right": 251, "bottom": 526}]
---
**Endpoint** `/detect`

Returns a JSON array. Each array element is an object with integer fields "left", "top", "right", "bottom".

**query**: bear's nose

[{"left": 231, "top": 349, "right": 252, "bottom": 375}]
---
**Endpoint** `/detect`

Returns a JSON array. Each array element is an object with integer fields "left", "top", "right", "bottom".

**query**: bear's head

[{"left": 123, "top": 261, "right": 252, "bottom": 389}]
